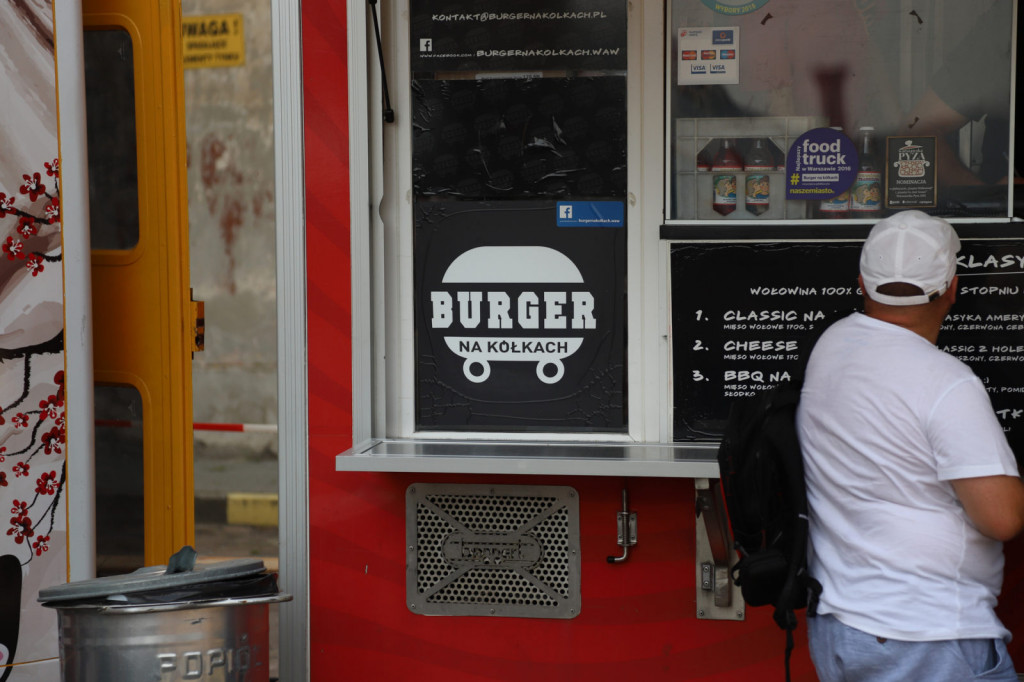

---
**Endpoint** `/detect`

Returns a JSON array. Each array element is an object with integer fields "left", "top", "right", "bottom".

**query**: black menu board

[{"left": 672, "top": 240, "right": 1024, "bottom": 463}]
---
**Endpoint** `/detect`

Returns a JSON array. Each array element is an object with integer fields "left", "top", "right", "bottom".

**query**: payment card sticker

[{"left": 677, "top": 27, "right": 739, "bottom": 85}]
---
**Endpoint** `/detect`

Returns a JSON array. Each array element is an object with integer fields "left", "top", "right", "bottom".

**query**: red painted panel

[
  {"left": 302, "top": 0, "right": 353, "bottom": 443},
  {"left": 308, "top": 472, "right": 818, "bottom": 681}
]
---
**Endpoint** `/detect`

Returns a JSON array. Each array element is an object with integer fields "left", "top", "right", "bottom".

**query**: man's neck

[{"left": 863, "top": 308, "right": 942, "bottom": 344}]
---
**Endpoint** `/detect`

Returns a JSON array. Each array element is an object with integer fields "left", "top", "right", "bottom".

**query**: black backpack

[{"left": 716, "top": 321, "right": 839, "bottom": 680}]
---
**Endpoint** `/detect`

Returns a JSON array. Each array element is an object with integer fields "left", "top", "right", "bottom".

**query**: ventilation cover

[{"left": 406, "top": 483, "right": 581, "bottom": 619}]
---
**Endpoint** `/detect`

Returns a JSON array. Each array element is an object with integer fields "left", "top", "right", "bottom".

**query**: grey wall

[{"left": 183, "top": 0, "right": 277, "bottom": 464}]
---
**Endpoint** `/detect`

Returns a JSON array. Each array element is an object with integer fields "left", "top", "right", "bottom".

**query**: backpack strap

[
  {"left": 766, "top": 393, "right": 807, "bottom": 632},
  {"left": 784, "top": 626, "right": 795, "bottom": 682},
  {"left": 771, "top": 308, "right": 851, "bottom": 626},
  {"left": 767, "top": 320, "right": 835, "bottom": 682},
  {"left": 767, "top": 405, "right": 807, "bottom": 682}
]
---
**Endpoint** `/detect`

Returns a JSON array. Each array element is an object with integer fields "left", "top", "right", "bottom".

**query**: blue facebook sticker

[{"left": 556, "top": 201, "right": 625, "bottom": 227}]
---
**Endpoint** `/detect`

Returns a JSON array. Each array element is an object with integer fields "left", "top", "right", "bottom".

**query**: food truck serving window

[
  {"left": 663, "top": 1, "right": 1024, "bottom": 452},
  {"left": 350, "top": 0, "right": 1017, "bottom": 467},
  {"left": 666, "top": 0, "right": 1016, "bottom": 223}
]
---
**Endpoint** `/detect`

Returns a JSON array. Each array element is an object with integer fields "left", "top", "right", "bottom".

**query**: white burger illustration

[{"left": 430, "top": 246, "right": 596, "bottom": 384}]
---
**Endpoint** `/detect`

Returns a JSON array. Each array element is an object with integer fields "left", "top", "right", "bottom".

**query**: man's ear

[{"left": 946, "top": 275, "right": 958, "bottom": 304}]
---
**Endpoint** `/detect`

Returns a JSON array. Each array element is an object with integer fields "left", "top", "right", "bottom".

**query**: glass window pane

[
  {"left": 83, "top": 29, "right": 141, "bottom": 249},
  {"left": 667, "top": 0, "right": 1014, "bottom": 221},
  {"left": 94, "top": 385, "right": 144, "bottom": 576}
]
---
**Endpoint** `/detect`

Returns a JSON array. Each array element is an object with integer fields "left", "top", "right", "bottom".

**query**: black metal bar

[{"left": 368, "top": 0, "right": 394, "bottom": 123}]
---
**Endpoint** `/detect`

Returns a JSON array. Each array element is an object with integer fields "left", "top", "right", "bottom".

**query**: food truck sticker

[
  {"left": 785, "top": 127, "right": 857, "bottom": 200},
  {"left": 430, "top": 246, "right": 596, "bottom": 384}
]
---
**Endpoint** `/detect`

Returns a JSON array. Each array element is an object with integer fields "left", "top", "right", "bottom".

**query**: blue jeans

[{"left": 808, "top": 614, "right": 1018, "bottom": 681}]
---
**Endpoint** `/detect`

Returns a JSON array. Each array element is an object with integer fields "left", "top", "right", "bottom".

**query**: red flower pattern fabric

[
  {"left": 19, "top": 172, "right": 45, "bottom": 202},
  {"left": 1, "top": 162, "right": 67, "bottom": 574}
]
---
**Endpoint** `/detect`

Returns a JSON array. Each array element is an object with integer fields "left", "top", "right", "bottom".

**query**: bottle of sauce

[
  {"left": 819, "top": 127, "right": 850, "bottom": 219},
  {"left": 744, "top": 138, "right": 772, "bottom": 216},
  {"left": 696, "top": 145, "right": 712, "bottom": 172},
  {"left": 850, "top": 126, "right": 882, "bottom": 216},
  {"left": 712, "top": 138, "right": 742, "bottom": 216}
]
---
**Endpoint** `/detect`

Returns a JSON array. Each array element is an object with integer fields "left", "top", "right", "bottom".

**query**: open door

[{"left": 83, "top": 0, "right": 195, "bottom": 571}]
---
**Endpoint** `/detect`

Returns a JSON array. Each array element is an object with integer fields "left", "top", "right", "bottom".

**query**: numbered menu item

[
  {"left": 671, "top": 241, "right": 1024, "bottom": 465},
  {"left": 671, "top": 242, "right": 862, "bottom": 440}
]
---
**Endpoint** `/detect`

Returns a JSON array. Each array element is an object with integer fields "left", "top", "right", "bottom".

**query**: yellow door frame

[{"left": 84, "top": 0, "right": 193, "bottom": 565}]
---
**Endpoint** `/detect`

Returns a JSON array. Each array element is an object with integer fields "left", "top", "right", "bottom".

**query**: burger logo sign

[{"left": 429, "top": 246, "right": 596, "bottom": 384}]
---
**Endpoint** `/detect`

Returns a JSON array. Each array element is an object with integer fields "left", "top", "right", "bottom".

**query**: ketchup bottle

[
  {"left": 712, "top": 138, "right": 742, "bottom": 216},
  {"left": 744, "top": 138, "right": 772, "bottom": 216}
]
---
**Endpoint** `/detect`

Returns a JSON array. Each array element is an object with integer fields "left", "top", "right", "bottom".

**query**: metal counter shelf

[{"left": 336, "top": 439, "right": 720, "bottom": 478}]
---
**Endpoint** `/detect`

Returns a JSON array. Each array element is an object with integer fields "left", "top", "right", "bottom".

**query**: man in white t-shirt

[{"left": 796, "top": 210, "right": 1024, "bottom": 681}]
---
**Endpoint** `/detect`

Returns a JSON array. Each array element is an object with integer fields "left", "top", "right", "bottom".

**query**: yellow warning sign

[{"left": 182, "top": 14, "right": 245, "bottom": 69}]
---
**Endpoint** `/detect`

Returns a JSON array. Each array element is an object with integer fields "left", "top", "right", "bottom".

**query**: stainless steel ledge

[{"left": 336, "top": 439, "right": 720, "bottom": 478}]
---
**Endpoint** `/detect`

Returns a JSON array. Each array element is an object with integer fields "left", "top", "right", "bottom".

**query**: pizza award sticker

[
  {"left": 885, "top": 136, "right": 936, "bottom": 209},
  {"left": 785, "top": 128, "right": 857, "bottom": 201}
]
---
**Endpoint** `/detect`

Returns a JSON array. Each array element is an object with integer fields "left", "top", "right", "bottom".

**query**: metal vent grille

[{"left": 407, "top": 483, "right": 581, "bottom": 618}]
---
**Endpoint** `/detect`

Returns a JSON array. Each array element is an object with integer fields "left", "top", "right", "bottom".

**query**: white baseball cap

[{"left": 859, "top": 210, "right": 961, "bottom": 306}]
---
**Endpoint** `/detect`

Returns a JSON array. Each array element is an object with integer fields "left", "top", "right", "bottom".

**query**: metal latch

[
  {"left": 700, "top": 561, "right": 731, "bottom": 606},
  {"left": 607, "top": 489, "right": 637, "bottom": 564},
  {"left": 190, "top": 290, "right": 205, "bottom": 353}
]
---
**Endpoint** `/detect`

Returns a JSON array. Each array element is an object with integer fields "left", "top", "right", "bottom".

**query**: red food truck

[{"left": 0, "top": 0, "right": 1021, "bottom": 680}]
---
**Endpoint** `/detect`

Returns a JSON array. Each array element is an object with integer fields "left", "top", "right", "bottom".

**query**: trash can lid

[{"left": 38, "top": 558, "right": 267, "bottom": 603}]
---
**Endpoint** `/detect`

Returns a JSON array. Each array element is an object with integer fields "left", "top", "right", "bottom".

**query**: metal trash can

[{"left": 39, "top": 548, "right": 291, "bottom": 681}]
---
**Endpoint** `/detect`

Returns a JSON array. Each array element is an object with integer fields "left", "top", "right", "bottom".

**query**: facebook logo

[
  {"left": 420, "top": 38, "right": 432, "bottom": 52},
  {"left": 556, "top": 201, "right": 624, "bottom": 227}
]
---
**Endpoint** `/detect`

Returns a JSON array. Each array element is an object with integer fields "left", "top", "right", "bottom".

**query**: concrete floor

[
  {"left": 194, "top": 445, "right": 280, "bottom": 680},
  {"left": 190, "top": 438, "right": 282, "bottom": 678}
]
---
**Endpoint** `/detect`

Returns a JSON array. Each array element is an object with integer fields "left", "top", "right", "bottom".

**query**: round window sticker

[
  {"left": 700, "top": 0, "right": 771, "bottom": 15},
  {"left": 785, "top": 127, "right": 857, "bottom": 201}
]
